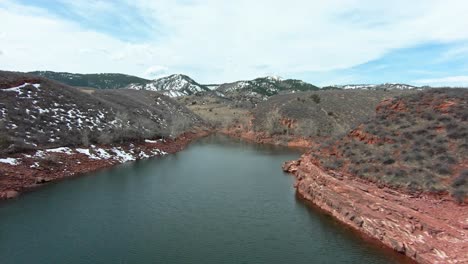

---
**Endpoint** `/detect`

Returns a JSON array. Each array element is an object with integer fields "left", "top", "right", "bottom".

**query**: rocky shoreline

[
  {"left": 222, "top": 124, "right": 468, "bottom": 263},
  {"left": 0, "top": 129, "right": 211, "bottom": 200},
  {"left": 283, "top": 155, "right": 468, "bottom": 264},
  {"left": 2, "top": 127, "right": 467, "bottom": 264}
]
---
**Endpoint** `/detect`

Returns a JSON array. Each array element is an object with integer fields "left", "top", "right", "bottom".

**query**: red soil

[{"left": 0, "top": 130, "right": 211, "bottom": 200}]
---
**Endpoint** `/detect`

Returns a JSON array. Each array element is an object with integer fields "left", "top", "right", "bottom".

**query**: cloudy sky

[{"left": 1, "top": 0, "right": 468, "bottom": 86}]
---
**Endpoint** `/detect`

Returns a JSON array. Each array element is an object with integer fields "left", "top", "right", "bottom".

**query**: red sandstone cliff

[{"left": 283, "top": 155, "right": 468, "bottom": 264}]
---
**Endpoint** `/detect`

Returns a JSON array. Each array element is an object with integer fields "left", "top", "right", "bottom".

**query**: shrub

[
  {"left": 436, "top": 155, "right": 457, "bottom": 164},
  {"left": 169, "top": 116, "right": 193, "bottom": 139},
  {"left": 394, "top": 169, "right": 408, "bottom": 178},
  {"left": 421, "top": 111, "right": 435, "bottom": 120},
  {"left": 323, "top": 158, "right": 343, "bottom": 170},
  {"left": 452, "top": 189, "right": 466, "bottom": 204},
  {"left": 434, "top": 163, "right": 452, "bottom": 175},
  {"left": 263, "top": 108, "right": 283, "bottom": 136},
  {"left": 452, "top": 170, "right": 468, "bottom": 188},
  {"left": 310, "top": 94, "right": 321, "bottom": 104},
  {"left": 0, "top": 123, "right": 11, "bottom": 151},
  {"left": 295, "top": 119, "right": 317, "bottom": 137}
]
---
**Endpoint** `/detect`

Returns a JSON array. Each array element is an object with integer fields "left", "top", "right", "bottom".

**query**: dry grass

[
  {"left": 179, "top": 95, "right": 251, "bottom": 129},
  {"left": 310, "top": 88, "right": 468, "bottom": 201}
]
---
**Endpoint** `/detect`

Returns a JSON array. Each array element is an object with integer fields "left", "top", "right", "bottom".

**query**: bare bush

[
  {"left": 80, "top": 129, "right": 90, "bottom": 147},
  {"left": 169, "top": 116, "right": 192, "bottom": 139},
  {"left": 295, "top": 119, "right": 317, "bottom": 137},
  {"left": 97, "top": 132, "right": 114, "bottom": 145},
  {"left": 263, "top": 108, "right": 283, "bottom": 136}
]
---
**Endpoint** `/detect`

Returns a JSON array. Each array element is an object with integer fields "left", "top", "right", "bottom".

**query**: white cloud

[
  {"left": 437, "top": 45, "right": 468, "bottom": 62},
  {"left": 414, "top": 75, "right": 468, "bottom": 86},
  {"left": 1, "top": 0, "right": 468, "bottom": 83},
  {"left": 0, "top": 2, "right": 149, "bottom": 75}
]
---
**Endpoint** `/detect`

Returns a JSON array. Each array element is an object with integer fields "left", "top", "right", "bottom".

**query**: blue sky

[{"left": 1, "top": 0, "right": 468, "bottom": 86}]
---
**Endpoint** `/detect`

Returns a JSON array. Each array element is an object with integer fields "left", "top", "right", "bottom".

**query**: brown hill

[
  {"left": 0, "top": 71, "right": 204, "bottom": 155},
  {"left": 308, "top": 88, "right": 468, "bottom": 202}
]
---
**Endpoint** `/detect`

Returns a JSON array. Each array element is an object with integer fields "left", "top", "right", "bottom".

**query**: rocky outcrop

[{"left": 283, "top": 155, "right": 468, "bottom": 264}]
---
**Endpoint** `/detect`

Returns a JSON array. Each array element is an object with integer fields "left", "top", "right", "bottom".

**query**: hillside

[
  {"left": 28, "top": 71, "right": 151, "bottom": 89},
  {"left": 127, "top": 74, "right": 210, "bottom": 97},
  {"left": 324, "top": 83, "right": 419, "bottom": 90},
  {"left": 252, "top": 90, "right": 413, "bottom": 138},
  {"left": 217, "top": 76, "right": 320, "bottom": 99},
  {"left": 0, "top": 71, "right": 203, "bottom": 155},
  {"left": 307, "top": 88, "right": 467, "bottom": 201}
]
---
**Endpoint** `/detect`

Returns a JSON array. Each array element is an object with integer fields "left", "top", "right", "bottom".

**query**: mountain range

[{"left": 27, "top": 71, "right": 424, "bottom": 98}]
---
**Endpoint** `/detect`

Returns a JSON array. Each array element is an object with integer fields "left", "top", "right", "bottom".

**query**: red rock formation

[
  {"left": 283, "top": 156, "right": 468, "bottom": 264},
  {"left": 348, "top": 126, "right": 381, "bottom": 144},
  {"left": 376, "top": 98, "right": 407, "bottom": 113},
  {"left": 435, "top": 100, "right": 457, "bottom": 113}
]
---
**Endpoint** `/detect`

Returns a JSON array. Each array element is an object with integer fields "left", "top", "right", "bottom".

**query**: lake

[{"left": 0, "top": 135, "right": 411, "bottom": 263}]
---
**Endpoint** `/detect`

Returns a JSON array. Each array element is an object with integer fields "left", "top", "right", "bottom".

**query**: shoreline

[
  {"left": 283, "top": 156, "right": 468, "bottom": 264},
  {"left": 220, "top": 126, "right": 317, "bottom": 149},
  {"left": 293, "top": 191, "right": 418, "bottom": 264},
  {"left": 221, "top": 128, "right": 468, "bottom": 263},
  {"left": 0, "top": 129, "right": 211, "bottom": 200},
  {"left": 2, "top": 129, "right": 467, "bottom": 263}
]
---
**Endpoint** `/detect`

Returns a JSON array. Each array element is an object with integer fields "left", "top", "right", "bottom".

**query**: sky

[{"left": 1, "top": 0, "right": 468, "bottom": 86}]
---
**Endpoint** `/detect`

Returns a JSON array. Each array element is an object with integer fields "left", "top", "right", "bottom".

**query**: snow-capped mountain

[
  {"left": 127, "top": 74, "right": 210, "bottom": 97},
  {"left": 327, "top": 83, "right": 419, "bottom": 90},
  {"left": 216, "top": 76, "right": 319, "bottom": 98}
]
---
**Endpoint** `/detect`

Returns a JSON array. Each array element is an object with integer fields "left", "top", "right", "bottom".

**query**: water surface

[{"left": 0, "top": 135, "right": 411, "bottom": 263}]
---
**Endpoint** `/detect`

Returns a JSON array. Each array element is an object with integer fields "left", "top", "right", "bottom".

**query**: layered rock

[{"left": 283, "top": 155, "right": 468, "bottom": 264}]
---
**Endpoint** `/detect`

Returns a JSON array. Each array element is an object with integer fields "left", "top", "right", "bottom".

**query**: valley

[{"left": 1, "top": 70, "right": 467, "bottom": 263}]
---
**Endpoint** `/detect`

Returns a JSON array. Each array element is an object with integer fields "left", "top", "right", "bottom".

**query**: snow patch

[
  {"left": 46, "top": 147, "right": 73, "bottom": 154},
  {"left": 111, "top": 147, "right": 135, "bottom": 162},
  {"left": 76, "top": 148, "right": 100, "bottom": 160},
  {"left": 138, "top": 151, "right": 150, "bottom": 159},
  {"left": 95, "top": 148, "right": 111, "bottom": 159},
  {"left": 1, "top": 83, "right": 41, "bottom": 94},
  {"left": 145, "top": 139, "right": 163, "bottom": 144},
  {"left": 0, "top": 157, "right": 20, "bottom": 165}
]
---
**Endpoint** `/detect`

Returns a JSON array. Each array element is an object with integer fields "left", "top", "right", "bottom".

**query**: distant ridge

[
  {"left": 216, "top": 76, "right": 320, "bottom": 98},
  {"left": 323, "top": 83, "right": 419, "bottom": 90},
  {"left": 28, "top": 71, "right": 151, "bottom": 89}
]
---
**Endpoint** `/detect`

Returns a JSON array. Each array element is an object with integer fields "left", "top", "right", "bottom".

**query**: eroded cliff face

[{"left": 284, "top": 155, "right": 468, "bottom": 264}]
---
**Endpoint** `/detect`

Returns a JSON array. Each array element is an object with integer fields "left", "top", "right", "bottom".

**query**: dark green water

[{"left": 0, "top": 135, "right": 411, "bottom": 264}]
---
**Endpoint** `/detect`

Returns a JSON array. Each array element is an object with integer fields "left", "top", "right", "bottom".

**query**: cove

[{"left": 0, "top": 135, "right": 412, "bottom": 263}]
